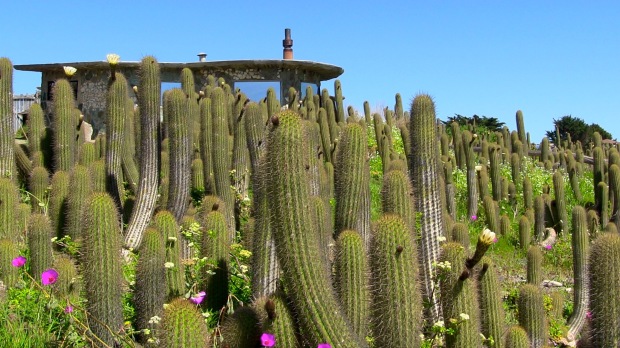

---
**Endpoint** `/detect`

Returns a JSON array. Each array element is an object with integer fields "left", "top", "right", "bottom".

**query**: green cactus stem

[
  {"left": 517, "top": 284, "right": 547, "bottom": 348},
  {"left": 27, "top": 213, "right": 54, "bottom": 279},
  {"left": 123, "top": 56, "right": 161, "bottom": 251},
  {"left": 408, "top": 94, "right": 444, "bottom": 321},
  {"left": 81, "top": 192, "right": 124, "bottom": 346},
  {"left": 265, "top": 110, "right": 366, "bottom": 347},
  {"left": 0, "top": 58, "right": 15, "bottom": 180},
  {"left": 105, "top": 72, "right": 128, "bottom": 210},
  {"left": 566, "top": 205, "right": 589, "bottom": 341},
  {"left": 159, "top": 298, "right": 210, "bottom": 348},
  {"left": 52, "top": 79, "right": 77, "bottom": 172}
]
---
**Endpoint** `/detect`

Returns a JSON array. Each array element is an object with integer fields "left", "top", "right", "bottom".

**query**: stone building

[{"left": 15, "top": 29, "right": 343, "bottom": 134}]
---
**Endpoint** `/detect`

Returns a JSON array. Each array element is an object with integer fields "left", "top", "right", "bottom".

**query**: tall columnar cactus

[
  {"left": 122, "top": 103, "right": 140, "bottom": 194},
  {"left": 105, "top": 72, "right": 128, "bottom": 210},
  {"left": 0, "top": 238, "right": 20, "bottom": 287},
  {"left": 382, "top": 167, "right": 416, "bottom": 236},
  {"left": 370, "top": 215, "right": 422, "bottom": 348},
  {"left": 81, "top": 192, "right": 124, "bottom": 346},
  {"left": 265, "top": 110, "right": 366, "bottom": 347},
  {"left": 519, "top": 215, "right": 531, "bottom": 250},
  {"left": 159, "top": 298, "right": 210, "bottom": 348},
  {"left": 89, "top": 159, "right": 106, "bottom": 193},
  {"left": 165, "top": 89, "right": 191, "bottom": 222},
  {"left": 254, "top": 295, "right": 299, "bottom": 348},
  {"left": 477, "top": 257, "right": 506, "bottom": 348},
  {"left": 566, "top": 205, "right": 589, "bottom": 341},
  {"left": 540, "top": 137, "right": 550, "bottom": 164},
  {"left": 569, "top": 165, "right": 583, "bottom": 203},
  {"left": 439, "top": 242, "right": 481, "bottom": 348},
  {"left": 124, "top": 56, "right": 161, "bottom": 250},
  {"left": 53, "top": 254, "right": 80, "bottom": 301},
  {"left": 478, "top": 165, "right": 490, "bottom": 200},
  {"left": 510, "top": 152, "right": 521, "bottom": 188},
  {"left": 451, "top": 223, "right": 470, "bottom": 250},
  {"left": 28, "top": 166, "right": 49, "bottom": 214},
  {"left": 199, "top": 97, "right": 215, "bottom": 195},
  {"left": 210, "top": 87, "right": 235, "bottom": 233},
  {"left": 335, "top": 230, "right": 369, "bottom": 340},
  {"left": 527, "top": 245, "right": 543, "bottom": 286},
  {"left": 0, "top": 58, "right": 14, "bottom": 180},
  {"left": 593, "top": 146, "right": 604, "bottom": 212},
  {"left": 483, "top": 195, "right": 499, "bottom": 233},
  {"left": 489, "top": 145, "right": 502, "bottom": 201},
  {"left": 597, "top": 181, "right": 609, "bottom": 230},
  {"left": 588, "top": 232, "right": 620, "bottom": 346},
  {"left": 552, "top": 171, "right": 568, "bottom": 233},
  {"left": 408, "top": 94, "right": 444, "bottom": 321},
  {"left": 78, "top": 142, "right": 97, "bottom": 167},
  {"left": 523, "top": 176, "right": 533, "bottom": 211},
  {"left": 27, "top": 213, "right": 54, "bottom": 279},
  {"left": 317, "top": 107, "right": 333, "bottom": 163},
  {"left": 334, "top": 80, "right": 345, "bottom": 123},
  {"left": 48, "top": 170, "right": 69, "bottom": 238},
  {"left": 134, "top": 227, "right": 166, "bottom": 336},
  {"left": 500, "top": 214, "right": 511, "bottom": 236},
  {"left": 517, "top": 284, "right": 547, "bottom": 348},
  {"left": 462, "top": 130, "right": 479, "bottom": 218},
  {"left": 610, "top": 164, "right": 620, "bottom": 226},
  {"left": 190, "top": 158, "right": 204, "bottom": 195},
  {"left": 504, "top": 325, "right": 531, "bottom": 348},
  {"left": 201, "top": 209, "right": 230, "bottom": 311},
  {"left": 334, "top": 122, "right": 367, "bottom": 237},
  {"left": 154, "top": 210, "right": 185, "bottom": 299},
  {"left": 232, "top": 93, "right": 250, "bottom": 207},
  {"left": 534, "top": 195, "right": 545, "bottom": 241},
  {"left": 243, "top": 101, "right": 266, "bottom": 175},
  {"left": 363, "top": 100, "right": 371, "bottom": 124},
  {"left": 219, "top": 306, "right": 261, "bottom": 347},
  {"left": 52, "top": 79, "right": 77, "bottom": 172}
]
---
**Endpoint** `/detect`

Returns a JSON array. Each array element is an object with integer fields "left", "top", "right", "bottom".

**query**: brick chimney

[{"left": 283, "top": 28, "right": 293, "bottom": 60}]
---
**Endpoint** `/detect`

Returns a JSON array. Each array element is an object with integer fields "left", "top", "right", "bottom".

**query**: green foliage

[
  {"left": 443, "top": 114, "right": 506, "bottom": 136},
  {"left": 546, "top": 115, "right": 614, "bottom": 145}
]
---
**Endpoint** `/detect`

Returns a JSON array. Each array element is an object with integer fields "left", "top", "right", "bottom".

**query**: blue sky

[{"left": 2, "top": 1, "right": 618, "bottom": 141}]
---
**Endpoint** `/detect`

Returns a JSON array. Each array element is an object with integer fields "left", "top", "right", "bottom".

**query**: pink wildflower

[
  {"left": 11, "top": 256, "right": 26, "bottom": 267},
  {"left": 318, "top": 344, "right": 332, "bottom": 348},
  {"left": 64, "top": 305, "right": 74, "bottom": 313},
  {"left": 471, "top": 215, "right": 478, "bottom": 221},
  {"left": 260, "top": 332, "right": 275, "bottom": 347},
  {"left": 190, "top": 291, "right": 206, "bottom": 305},
  {"left": 544, "top": 244, "right": 552, "bottom": 250},
  {"left": 41, "top": 269, "right": 58, "bottom": 285},
  {"left": 586, "top": 311, "right": 592, "bottom": 320}
]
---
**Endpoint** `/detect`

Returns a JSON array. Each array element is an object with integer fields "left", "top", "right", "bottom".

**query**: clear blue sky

[{"left": 2, "top": 1, "right": 618, "bottom": 141}]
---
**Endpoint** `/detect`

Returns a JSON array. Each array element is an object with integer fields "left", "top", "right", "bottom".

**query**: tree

[
  {"left": 546, "top": 115, "right": 614, "bottom": 145},
  {"left": 442, "top": 114, "right": 505, "bottom": 136}
]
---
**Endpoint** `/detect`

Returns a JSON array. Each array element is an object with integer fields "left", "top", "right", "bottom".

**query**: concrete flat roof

[{"left": 15, "top": 59, "right": 344, "bottom": 80}]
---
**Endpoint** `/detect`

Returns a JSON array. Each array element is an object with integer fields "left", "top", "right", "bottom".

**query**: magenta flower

[
  {"left": 190, "top": 291, "right": 206, "bottom": 305},
  {"left": 41, "top": 268, "right": 58, "bottom": 285},
  {"left": 586, "top": 311, "right": 592, "bottom": 320},
  {"left": 318, "top": 344, "right": 332, "bottom": 348},
  {"left": 260, "top": 332, "right": 275, "bottom": 347},
  {"left": 11, "top": 256, "right": 26, "bottom": 268},
  {"left": 64, "top": 305, "right": 74, "bottom": 313},
  {"left": 470, "top": 215, "right": 478, "bottom": 221},
  {"left": 544, "top": 244, "right": 552, "bottom": 250}
]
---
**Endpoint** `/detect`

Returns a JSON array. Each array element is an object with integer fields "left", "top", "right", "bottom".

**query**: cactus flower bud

[
  {"left": 63, "top": 66, "right": 77, "bottom": 77},
  {"left": 106, "top": 53, "right": 120, "bottom": 66}
]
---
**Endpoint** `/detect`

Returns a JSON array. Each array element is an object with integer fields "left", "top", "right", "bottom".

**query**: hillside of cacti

[{"left": 1, "top": 55, "right": 619, "bottom": 348}]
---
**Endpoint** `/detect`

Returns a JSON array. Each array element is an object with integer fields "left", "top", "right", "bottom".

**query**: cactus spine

[
  {"left": 334, "top": 122, "right": 367, "bottom": 236},
  {"left": 165, "top": 89, "right": 191, "bottom": 221},
  {"left": 134, "top": 227, "right": 166, "bottom": 336},
  {"left": 159, "top": 298, "right": 210, "bottom": 348},
  {"left": 201, "top": 209, "right": 230, "bottom": 310},
  {"left": 254, "top": 295, "right": 299, "bottom": 348},
  {"left": 265, "top": 110, "right": 366, "bottom": 347},
  {"left": 439, "top": 242, "right": 482, "bottom": 348},
  {"left": 335, "top": 230, "right": 369, "bottom": 340},
  {"left": 477, "top": 257, "right": 505, "bottom": 348},
  {"left": 382, "top": 168, "right": 416, "bottom": 237},
  {"left": 52, "top": 79, "right": 77, "bottom": 172},
  {"left": 370, "top": 215, "right": 422, "bottom": 347},
  {"left": 553, "top": 171, "right": 568, "bottom": 233},
  {"left": 518, "top": 215, "right": 531, "bottom": 250},
  {"left": 408, "top": 94, "right": 444, "bottom": 321},
  {"left": 517, "top": 284, "right": 547, "bottom": 348},
  {"left": 588, "top": 232, "right": 620, "bottom": 346},
  {"left": 567, "top": 205, "right": 589, "bottom": 341},
  {"left": 48, "top": 170, "right": 69, "bottom": 238},
  {"left": 81, "top": 192, "right": 124, "bottom": 346},
  {"left": 0, "top": 58, "right": 14, "bottom": 180},
  {"left": 124, "top": 56, "right": 161, "bottom": 250},
  {"left": 27, "top": 213, "right": 54, "bottom": 279},
  {"left": 527, "top": 245, "right": 543, "bottom": 285},
  {"left": 154, "top": 210, "right": 185, "bottom": 299},
  {"left": 105, "top": 72, "right": 128, "bottom": 210},
  {"left": 504, "top": 325, "right": 531, "bottom": 348},
  {"left": 28, "top": 166, "right": 49, "bottom": 214}
]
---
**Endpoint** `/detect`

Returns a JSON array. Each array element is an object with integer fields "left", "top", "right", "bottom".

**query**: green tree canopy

[
  {"left": 442, "top": 114, "right": 505, "bottom": 136},
  {"left": 546, "top": 115, "right": 614, "bottom": 145}
]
